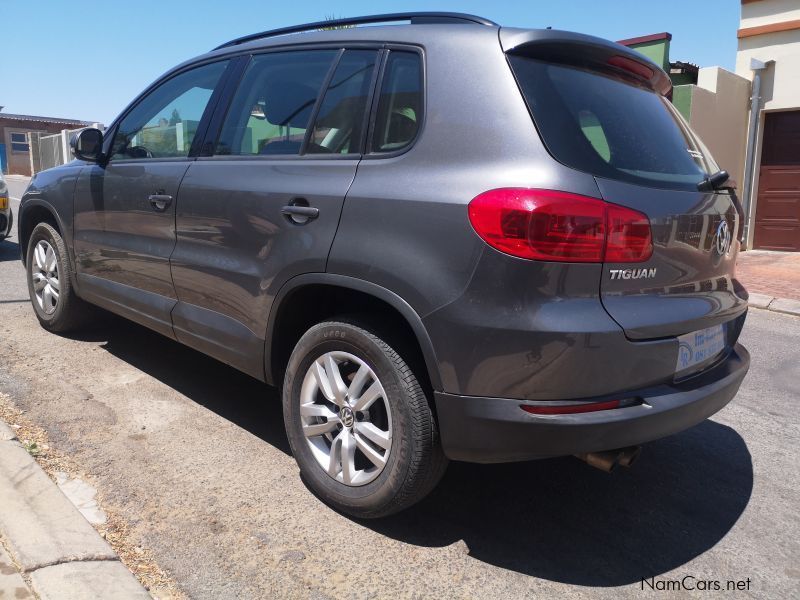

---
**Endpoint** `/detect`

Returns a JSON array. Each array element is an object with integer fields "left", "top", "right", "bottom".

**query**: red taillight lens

[
  {"left": 468, "top": 189, "right": 606, "bottom": 262},
  {"left": 468, "top": 188, "right": 652, "bottom": 263},
  {"left": 605, "top": 205, "right": 653, "bottom": 262}
]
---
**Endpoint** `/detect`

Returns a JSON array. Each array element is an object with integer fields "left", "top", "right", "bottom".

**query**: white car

[{"left": 0, "top": 172, "right": 12, "bottom": 240}]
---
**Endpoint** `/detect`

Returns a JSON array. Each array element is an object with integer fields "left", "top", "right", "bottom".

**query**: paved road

[{"left": 0, "top": 191, "right": 797, "bottom": 599}]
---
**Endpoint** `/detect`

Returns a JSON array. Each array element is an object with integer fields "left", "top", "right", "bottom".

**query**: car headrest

[{"left": 263, "top": 81, "right": 318, "bottom": 128}]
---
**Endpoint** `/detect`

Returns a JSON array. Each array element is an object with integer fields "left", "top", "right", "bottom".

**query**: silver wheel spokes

[
  {"left": 31, "top": 240, "right": 60, "bottom": 315},
  {"left": 300, "top": 351, "right": 392, "bottom": 487}
]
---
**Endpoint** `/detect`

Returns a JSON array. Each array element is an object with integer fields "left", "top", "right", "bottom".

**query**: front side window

[
  {"left": 216, "top": 51, "right": 337, "bottom": 156},
  {"left": 371, "top": 51, "right": 423, "bottom": 153},
  {"left": 110, "top": 60, "right": 228, "bottom": 160}
]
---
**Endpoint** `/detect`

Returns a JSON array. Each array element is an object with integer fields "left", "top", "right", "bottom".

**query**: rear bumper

[{"left": 435, "top": 343, "right": 750, "bottom": 463}]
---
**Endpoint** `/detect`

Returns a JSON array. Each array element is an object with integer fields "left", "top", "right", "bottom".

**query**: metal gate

[
  {"left": 29, "top": 130, "right": 69, "bottom": 174},
  {"left": 29, "top": 126, "right": 101, "bottom": 174}
]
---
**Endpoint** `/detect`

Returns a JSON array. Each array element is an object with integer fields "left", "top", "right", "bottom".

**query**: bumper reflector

[{"left": 520, "top": 399, "right": 622, "bottom": 415}]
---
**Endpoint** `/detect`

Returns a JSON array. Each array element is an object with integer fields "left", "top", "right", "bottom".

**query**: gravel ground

[{"left": 0, "top": 187, "right": 798, "bottom": 599}]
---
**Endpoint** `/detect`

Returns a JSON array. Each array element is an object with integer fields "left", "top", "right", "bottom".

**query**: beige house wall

[
  {"left": 735, "top": 0, "right": 800, "bottom": 248},
  {"left": 684, "top": 67, "right": 751, "bottom": 190},
  {"left": 739, "top": 0, "right": 800, "bottom": 29},
  {"left": 736, "top": 31, "right": 800, "bottom": 112}
]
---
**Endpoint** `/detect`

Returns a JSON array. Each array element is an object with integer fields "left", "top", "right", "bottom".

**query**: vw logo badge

[
  {"left": 713, "top": 220, "right": 731, "bottom": 256},
  {"left": 341, "top": 407, "right": 355, "bottom": 428}
]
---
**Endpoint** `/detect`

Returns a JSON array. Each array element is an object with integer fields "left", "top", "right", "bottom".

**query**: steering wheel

[{"left": 127, "top": 146, "right": 153, "bottom": 159}]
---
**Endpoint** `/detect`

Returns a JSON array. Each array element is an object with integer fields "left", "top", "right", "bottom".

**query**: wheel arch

[
  {"left": 18, "top": 199, "right": 67, "bottom": 265},
  {"left": 265, "top": 274, "right": 443, "bottom": 392}
]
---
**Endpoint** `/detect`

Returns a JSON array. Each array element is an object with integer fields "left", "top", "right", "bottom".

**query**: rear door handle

[
  {"left": 281, "top": 204, "right": 319, "bottom": 223},
  {"left": 149, "top": 194, "right": 173, "bottom": 211}
]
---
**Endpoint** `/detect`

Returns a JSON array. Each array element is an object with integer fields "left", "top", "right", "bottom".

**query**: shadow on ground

[
  {"left": 71, "top": 314, "right": 291, "bottom": 455},
  {"left": 78, "top": 314, "right": 752, "bottom": 587},
  {"left": 0, "top": 239, "right": 20, "bottom": 262},
  {"left": 369, "top": 420, "right": 752, "bottom": 587}
]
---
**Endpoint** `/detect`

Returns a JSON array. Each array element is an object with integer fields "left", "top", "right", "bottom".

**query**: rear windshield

[{"left": 508, "top": 55, "right": 719, "bottom": 192}]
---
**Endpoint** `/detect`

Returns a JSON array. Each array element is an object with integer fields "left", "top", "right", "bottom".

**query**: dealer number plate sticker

[{"left": 676, "top": 324, "right": 725, "bottom": 373}]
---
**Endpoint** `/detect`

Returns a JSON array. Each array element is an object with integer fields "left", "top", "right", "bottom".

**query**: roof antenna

[{"left": 546, "top": 26, "right": 552, "bottom": 29}]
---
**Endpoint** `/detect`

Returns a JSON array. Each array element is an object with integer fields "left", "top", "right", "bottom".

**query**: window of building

[{"left": 10, "top": 132, "right": 30, "bottom": 153}]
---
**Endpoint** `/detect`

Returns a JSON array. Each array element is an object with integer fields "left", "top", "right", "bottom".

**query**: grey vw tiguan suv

[{"left": 18, "top": 13, "right": 750, "bottom": 517}]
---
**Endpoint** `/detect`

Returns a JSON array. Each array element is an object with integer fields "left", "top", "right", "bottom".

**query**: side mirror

[{"left": 70, "top": 128, "right": 104, "bottom": 162}]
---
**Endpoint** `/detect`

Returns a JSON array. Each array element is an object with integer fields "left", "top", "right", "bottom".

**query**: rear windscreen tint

[{"left": 508, "top": 55, "right": 719, "bottom": 191}]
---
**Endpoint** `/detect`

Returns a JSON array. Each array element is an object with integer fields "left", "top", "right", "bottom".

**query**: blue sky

[{"left": 1, "top": 0, "right": 741, "bottom": 125}]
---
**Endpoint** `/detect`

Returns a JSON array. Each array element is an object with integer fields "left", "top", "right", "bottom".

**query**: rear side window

[
  {"left": 508, "top": 56, "right": 719, "bottom": 191},
  {"left": 371, "top": 51, "right": 422, "bottom": 153},
  {"left": 307, "top": 50, "right": 378, "bottom": 155},
  {"left": 216, "top": 50, "right": 337, "bottom": 156}
]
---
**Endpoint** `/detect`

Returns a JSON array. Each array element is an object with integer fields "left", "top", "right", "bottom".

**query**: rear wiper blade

[{"left": 697, "top": 170, "right": 730, "bottom": 192}]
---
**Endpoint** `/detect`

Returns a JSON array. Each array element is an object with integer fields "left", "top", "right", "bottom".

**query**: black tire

[
  {"left": 26, "top": 222, "right": 93, "bottom": 333},
  {"left": 283, "top": 320, "right": 448, "bottom": 518},
  {"left": 1, "top": 208, "right": 12, "bottom": 241}
]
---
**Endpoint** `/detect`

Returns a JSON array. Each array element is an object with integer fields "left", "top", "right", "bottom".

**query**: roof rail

[{"left": 213, "top": 12, "right": 498, "bottom": 50}]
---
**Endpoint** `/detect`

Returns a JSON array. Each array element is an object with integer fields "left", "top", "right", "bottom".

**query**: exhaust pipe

[{"left": 575, "top": 446, "right": 641, "bottom": 472}]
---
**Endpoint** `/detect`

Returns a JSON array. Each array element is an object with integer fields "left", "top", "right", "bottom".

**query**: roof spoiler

[{"left": 500, "top": 28, "right": 672, "bottom": 97}]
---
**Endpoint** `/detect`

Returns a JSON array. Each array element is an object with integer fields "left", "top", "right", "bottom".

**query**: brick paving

[{"left": 736, "top": 250, "right": 800, "bottom": 301}]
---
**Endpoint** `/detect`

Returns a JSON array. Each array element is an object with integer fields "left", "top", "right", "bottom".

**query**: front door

[
  {"left": 169, "top": 49, "right": 379, "bottom": 377},
  {"left": 73, "top": 60, "right": 230, "bottom": 336},
  {"left": 754, "top": 110, "right": 800, "bottom": 251}
]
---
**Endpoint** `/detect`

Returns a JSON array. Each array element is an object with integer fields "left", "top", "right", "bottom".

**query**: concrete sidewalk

[
  {"left": 737, "top": 250, "right": 800, "bottom": 316},
  {"left": 0, "top": 419, "right": 150, "bottom": 600}
]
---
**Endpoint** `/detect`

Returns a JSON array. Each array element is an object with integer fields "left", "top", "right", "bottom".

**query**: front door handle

[{"left": 149, "top": 194, "right": 173, "bottom": 211}]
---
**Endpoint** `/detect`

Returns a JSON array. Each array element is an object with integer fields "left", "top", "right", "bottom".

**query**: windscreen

[{"left": 508, "top": 55, "right": 719, "bottom": 192}]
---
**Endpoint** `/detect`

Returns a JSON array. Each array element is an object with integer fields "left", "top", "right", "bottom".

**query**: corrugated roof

[{"left": 0, "top": 112, "right": 93, "bottom": 126}]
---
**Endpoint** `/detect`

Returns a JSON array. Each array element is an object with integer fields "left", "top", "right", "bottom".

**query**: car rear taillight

[
  {"left": 605, "top": 204, "right": 653, "bottom": 262},
  {"left": 468, "top": 188, "right": 652, "bottom": 263}
]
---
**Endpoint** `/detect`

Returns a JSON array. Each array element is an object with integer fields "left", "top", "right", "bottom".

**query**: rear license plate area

[{"left": 676, "top": 324, "right": 726, "bottom": 376}]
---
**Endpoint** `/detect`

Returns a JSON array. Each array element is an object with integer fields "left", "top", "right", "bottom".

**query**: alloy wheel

[
  {"left": 31, "top": 240, "right": 60, "bottom": 315},
  {"left": 299, "top": 351, "right": 393, "bottom": 486}
]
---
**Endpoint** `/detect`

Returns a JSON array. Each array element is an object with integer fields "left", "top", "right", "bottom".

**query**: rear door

[
  {"left": 73, "top": 60, "right": 230, "bottom": 337},
  {"left": 169, "top": 48, "right": 380, "bottom": 377},
  {"left": 507, "top": 49, "right": 747, "bottom": 342}
]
